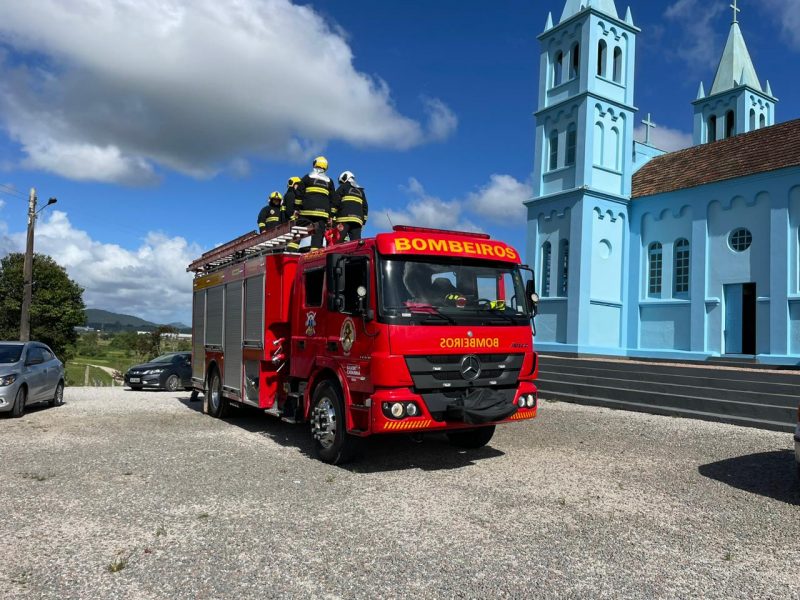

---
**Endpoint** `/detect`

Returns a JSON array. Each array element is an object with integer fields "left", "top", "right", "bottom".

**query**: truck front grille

[{"left": 405, "top": 354, "right": 524, "bottom": 392}]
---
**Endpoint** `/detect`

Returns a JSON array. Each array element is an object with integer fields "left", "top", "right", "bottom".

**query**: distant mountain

[{"left": 85, "top": 309, "right": 191, "bottom": 333}]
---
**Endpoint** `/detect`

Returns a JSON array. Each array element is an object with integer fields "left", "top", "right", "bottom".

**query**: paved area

[{"left": 1, "top": 388, "right": 798, "bottom": 599}]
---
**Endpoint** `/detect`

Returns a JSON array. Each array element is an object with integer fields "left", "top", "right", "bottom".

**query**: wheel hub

[{"left": 311, "top": 397, "right": 336, "bottom": 449}]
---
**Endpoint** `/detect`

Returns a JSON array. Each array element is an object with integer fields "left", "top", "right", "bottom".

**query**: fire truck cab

[{"left": 188, "top": 224, "right": 540, "bottom": 464}]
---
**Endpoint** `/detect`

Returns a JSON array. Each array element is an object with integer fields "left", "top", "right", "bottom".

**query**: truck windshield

[
  {"left": 378, "top": 256, "right": 531, "bottom": 326},
  {"left": 0, "top": 344, "right": 23, "bottom": 363}
]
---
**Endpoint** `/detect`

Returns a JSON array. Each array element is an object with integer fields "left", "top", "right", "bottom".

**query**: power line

[{"left": 0, "top": 183, "right": 26, "bottom": 199}]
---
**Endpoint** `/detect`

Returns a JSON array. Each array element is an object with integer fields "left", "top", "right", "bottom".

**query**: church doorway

[{"left": 723, "top": 283, "right": 756, "bottom": 355}]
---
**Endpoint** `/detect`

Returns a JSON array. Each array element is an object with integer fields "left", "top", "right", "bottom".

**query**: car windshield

[
  {"left": 151, "top": 353, "right": 179, "bottom": 363},
  {"left": 379, "top": 256, "right": 530, "bottom": 326},
  {"left": 0, "top": 344, "right": 23, "bottom": 363}
]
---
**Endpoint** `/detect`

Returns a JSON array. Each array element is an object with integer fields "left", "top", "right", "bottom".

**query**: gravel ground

[{"left": 1, "top": 387, "right": 798, "bottom": 600}]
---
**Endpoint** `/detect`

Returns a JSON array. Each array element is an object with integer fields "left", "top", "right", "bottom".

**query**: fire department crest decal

[
  {"left": 305, "top": 311, "right": 317, "bottom": 336},
  {"left": 340, "top": 318, "right": 356, "bottom": 354}
]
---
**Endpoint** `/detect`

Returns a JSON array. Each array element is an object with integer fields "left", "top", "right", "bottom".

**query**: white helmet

[{"left": 338, "top": 170, "right": 355, "bottom": 185}]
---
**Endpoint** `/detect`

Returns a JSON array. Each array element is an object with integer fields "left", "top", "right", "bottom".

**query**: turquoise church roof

[
  {"left": 560, "top": 0, "right": 618, "bottom": 23},
  {"left": 710, "top": 21, "right": 762, "bottom": 94}
]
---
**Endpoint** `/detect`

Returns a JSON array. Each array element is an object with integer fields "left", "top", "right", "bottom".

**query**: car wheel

[
  {"left": 49, "top": 381, "right": 64, "bottom": 407},
  {"left": 205, "top": 370, "right": 229, "bottom": 418},
  {"left": 11, "top": 386, "right": 26, "bottom": 418},
  {"left": 446, "top": 425, "right": 496, "bottom": 449},
  {"left": 165, "top": 374, "right": 180, "bottom": 392},
  {"left": 310, "top": 380, "right": 361, "bottom": 464}
]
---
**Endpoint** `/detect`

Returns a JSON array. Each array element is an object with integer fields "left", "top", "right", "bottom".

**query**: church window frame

[
  {"left": 553, "top": 51, "right": 564, "bottom": 87},
  {"left": 566, "top": 124, "right": 577, "bottom": 167},
  {"left": 558, "top": 239, "right": 569, "bottom": 296},
  {"left": 610, "top": 126, "right": 621, "bottom": 171},
  {"left": 570, "top": 43, "right": 580, "bottom": 80},
  {"left": 597, "top": 40, "right": 607, "bottom": 77},
  {"left": 708, "top": 115, "right": 717, "bottom": 143},
  {"left": 549, "top": 130, "right": 559, "bottom": 171},
  {"left": 594, "top": 122, "right": 605, "bottom": 166},
  {"left": 729, "top": 228, "right": 752, "bottom": 252},
  {"left": 759, "top": 113, "right": 766, "bottom": 129},
  {"left": 612, "top": 47, "right": 623, "bottom": 83},
  {"left": 749, "top": 109, "right": 756, "bottom": 131},
  {"left": 725, "top": 110, "right": 735, "bottom": 139},
  {"left": 648, "top": 242, "right": 663, "bottom": 296},
  {"left": 674, "top": 238, "right": 690, "bottom": 296},
  {"left": 541, "top": 242, "right": 552, "bottom": 297}
]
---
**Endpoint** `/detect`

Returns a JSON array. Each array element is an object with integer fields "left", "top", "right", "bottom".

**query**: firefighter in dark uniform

[
  {"left": 284, "top": 176, "right": 303, "bottom": 251},
  {"left": 333, "top": 170, "right": 368, "bottom": 242},
  {"left": 295, "top": 156, "right": 335, "bottom": 250},
  {"left": 257, "top": 191, "right": 286, "bottom": 233}
]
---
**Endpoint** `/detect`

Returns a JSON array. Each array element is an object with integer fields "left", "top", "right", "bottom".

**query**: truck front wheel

[
  {"left": 206, "top": 370, "right": 229, "bottom": 418},
  {"left": 446, "top": 426, "right": 496, "bottom": 449},
  {"left": 310, "top": 380, "right": 360, "bottom": 464}
]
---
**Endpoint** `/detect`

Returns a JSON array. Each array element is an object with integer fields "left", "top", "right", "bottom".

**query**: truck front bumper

[{"left": 368, "top": 382, "right": 538, "bottom": 434}]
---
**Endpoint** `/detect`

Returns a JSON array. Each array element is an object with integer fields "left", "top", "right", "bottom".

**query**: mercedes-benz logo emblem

[{"left": 460, "top": 355, "right": 481, "bottom": 381}]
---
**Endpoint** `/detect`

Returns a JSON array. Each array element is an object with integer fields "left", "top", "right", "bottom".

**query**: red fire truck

[{"left": 188, "top": 223, "right": 540, "bottom": 463}]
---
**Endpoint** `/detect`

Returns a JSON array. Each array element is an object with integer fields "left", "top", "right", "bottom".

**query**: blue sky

[{"left": 0, "top": 0, "right": 798, "bottom": 324}]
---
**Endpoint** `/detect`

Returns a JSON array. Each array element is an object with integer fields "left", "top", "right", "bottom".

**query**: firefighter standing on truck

[
  {"left": 257, "top": 191, "right": 286, "bottom": 233},
  {"left": 284, "top": 176, "right": 303, "bottom": 251},
  {"left": 295, "top": 156, "right": 335, "bottom": 250},
  {"left": 333, "top": 170, "right": 368, "bottom": 242}
]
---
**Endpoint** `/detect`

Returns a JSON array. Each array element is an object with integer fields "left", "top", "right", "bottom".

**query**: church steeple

[
  {"left": 692, "top": 1, "right": 776, "bottom": 145},
  {"left": 560, "top": 0, "right": 618, "bottom": 23}
]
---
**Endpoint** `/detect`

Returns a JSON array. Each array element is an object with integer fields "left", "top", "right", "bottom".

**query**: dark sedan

[{"left": 124, "top": 352, "right": 192, "bottom": 392}]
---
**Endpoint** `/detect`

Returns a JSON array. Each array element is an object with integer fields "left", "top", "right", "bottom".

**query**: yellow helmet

[
  {"left": 287, "top": 176, "right": 301, "bottom": 187},
  {"left": 269, "top": 191, "right": 283, "bottom": 202},
  {"left": 312, "top": 156, "right": 329, "bottom": 171}
]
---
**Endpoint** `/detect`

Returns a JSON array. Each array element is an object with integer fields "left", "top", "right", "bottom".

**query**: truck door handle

[
  {"left": 327, "top": 342, "right": 338, "bottom": 352},
  {"left": 298, "top": 340, "right": 306, "bottom": 350}
]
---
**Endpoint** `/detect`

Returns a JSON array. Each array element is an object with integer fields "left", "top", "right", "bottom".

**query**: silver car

[{"left": 0, "top": 341, "right": 65, "bottom": 418}]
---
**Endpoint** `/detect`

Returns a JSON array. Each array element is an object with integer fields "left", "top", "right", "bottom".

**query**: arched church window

[
  {"left": 541, "top": 242, "right": 552, "bottom": 297},
  {"left": 549, "top": 130, "right": 559, "bottom": 171},
  {"left": 749, "top": 109, "right": 756, "bottom": 131},
  {"left": 611, "top": 127, "right": 621, "bottom": 171},
  {"left": 613, "top": 47, "right": 623, "bottom": 83},
  {"left": 570, "top": 43, "right": 580, "bottom": 80},
  {"left": 566, "top": 124, "right": 577, "bottom": 166},
  {"left": 674, "top": 239, "right": 690, "bottom": 295},
  {"left": 597, "top": 40, "right": 607, "bottom": 77},
  {"left": 559, "top": 240, "right": 569, "bottom": 296},
  {"left": 708, "top": 115, "right": 717, "bottom": 143},
  {"left": 594, "top": 122, "right": 604, "bottom": 165},
  {"left": 648, "top": 242, "right": 663, "bottom": 296},
  {"left": 759, "top": 113, "right": 766, "bottom": 129},
  {"left": 725, "top": 110, "right": 735, "bottom": 138},
  {"left": 554, "top": 51, "right": 564, "bottom": 87}
]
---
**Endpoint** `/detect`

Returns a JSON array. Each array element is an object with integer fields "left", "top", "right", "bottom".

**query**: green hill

[{"left": 85, "top": 309, "right": 190, "bottom": 333}]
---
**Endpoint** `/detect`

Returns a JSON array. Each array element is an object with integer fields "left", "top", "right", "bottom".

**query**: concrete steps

[{"left": 535, "top": 355, "right": 800, "bottom": 432}]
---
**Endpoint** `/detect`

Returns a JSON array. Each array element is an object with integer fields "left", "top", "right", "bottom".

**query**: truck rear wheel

[
  {"left": 446, "top": 426, "right": 496, "bottom": 449},
  {"left": 206, "top": 370, "right": 229, "bottom": 418},
  {"left": 310, "top": 380, "right": 360, "bottom": 464}
]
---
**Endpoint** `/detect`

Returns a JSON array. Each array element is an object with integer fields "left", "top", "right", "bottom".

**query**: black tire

[
  {"left": 446, "top": 425, "right": 496, "bottom": 449},
  {"left": 49, "top": 381, "right": 64, "bottom": 407},
  {"left": 164, "top": 374, "right": 180, "bottom": 392},
  {"left": 189, "top": 389, "right": 200, "bottom": 402},
  {"left": 11, "top": 386, "right": 26, "bottom": 418},
  {"left": 205, "top": 369, "right": 229, "bottom": 418},
  {"left": 310, "top": 380, "right": 361, "bottom": 464}
]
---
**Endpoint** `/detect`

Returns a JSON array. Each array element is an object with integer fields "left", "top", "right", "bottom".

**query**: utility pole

[{"left": 20, "top": 187, "right": 36, "bottom": 342}]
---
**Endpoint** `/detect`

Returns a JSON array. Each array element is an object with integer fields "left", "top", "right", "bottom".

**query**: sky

[{"left": 0, "top": 0, "right": 798, "bottom": 325}]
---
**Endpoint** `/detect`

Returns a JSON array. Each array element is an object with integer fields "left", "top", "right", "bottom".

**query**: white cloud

[
  {"left": 0, "top": 0, "right": 457, "bottom": 184},
  {"left": 372, "top": 174, "right": 531, "bottom": 233},
  {"left": 761, "top": 0, "right": 800, "bottom": 51},
  {"left": 664, "top": 0, "right": 726, "bottom": 71},
  {"left": 466, "top": 174, "right": 532, "bottom": 224},
  {"left": 634, "top": 124, "right": 693, "bottom": 152},
  {"left": 1, "top": 210, "right": 201, "bottom": 324}
]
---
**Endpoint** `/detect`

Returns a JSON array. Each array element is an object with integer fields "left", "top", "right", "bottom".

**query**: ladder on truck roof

[{"left": 187, "top": 223, "right": 313, "bottom": 274}]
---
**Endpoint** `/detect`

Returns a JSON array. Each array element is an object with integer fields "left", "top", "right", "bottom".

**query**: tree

[{"left": 0, "top": 253, "right": 86, "bottom": 358}]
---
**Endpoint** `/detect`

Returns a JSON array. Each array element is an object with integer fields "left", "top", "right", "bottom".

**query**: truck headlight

[
  {"left": 526, "top": 394, "right": 536, "bottom": 408},
  {"left": 0, "top": 373, "right": 18, "bottom": 387},
  {"left": 517, "top": 396, "right": 526, "bottom": 407},
  {"left": 390, "top": 402, "right": 405, "bottom": 418}
]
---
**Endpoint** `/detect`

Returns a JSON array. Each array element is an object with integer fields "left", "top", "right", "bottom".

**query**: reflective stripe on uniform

[
  {"left": 306, "top": 186, "right": 330, "bottom": 195},
  {"left": 258, "top": 222, "right": 266, "bottom": 228},
  {"left": 299, "top": 209, "right": 329, "bottom": 218},
  {"left": 342, "top": 195, "right": 363, "bottom": 204},
  {"left": 336, "top": 216, "right": 364, "bottom": 225},
  {"left": 265, "top": 216, "right": 280, "bottom": 223}
]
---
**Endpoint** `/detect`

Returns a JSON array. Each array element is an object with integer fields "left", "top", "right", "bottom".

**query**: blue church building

[{"left": 526, "top": 0, "right": 800, "bottom": 365}]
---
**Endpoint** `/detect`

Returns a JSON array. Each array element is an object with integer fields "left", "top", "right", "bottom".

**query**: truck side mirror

[
  {"left": 525, "top": 280, "right": 539, "bottom": 317},
  {"left": 326, "top": 253, "right": 346, "bottom": 311}
]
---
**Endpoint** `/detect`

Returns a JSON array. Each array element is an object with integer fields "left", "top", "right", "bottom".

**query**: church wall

[
  {"left": 588, "top": 205, "right": 626, "bottom": 347},
  {"left": 787, "top": 184, "right": 800, "bottom": 354}
]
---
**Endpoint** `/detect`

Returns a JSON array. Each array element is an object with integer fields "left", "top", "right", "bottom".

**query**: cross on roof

[
  {"left": 730, "top": 0, "right": 740, "bottom": 23},
  {"left": 642, "top": 113, "right": 657, "bottom": 145}
]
